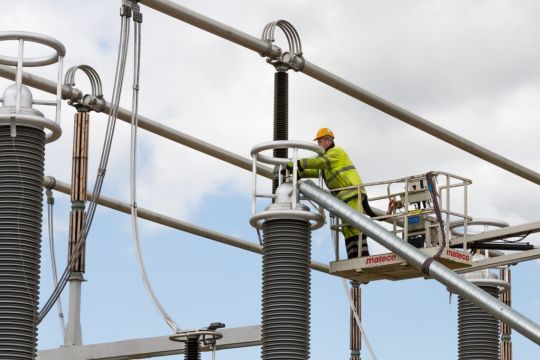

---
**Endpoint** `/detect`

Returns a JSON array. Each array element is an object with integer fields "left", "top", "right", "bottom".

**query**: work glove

[
  {"left": 279, "top": 162, "right": 293, "bottom": 174},
  {"left": 280, "top": 163, "right": 301, "bottom": 180}
]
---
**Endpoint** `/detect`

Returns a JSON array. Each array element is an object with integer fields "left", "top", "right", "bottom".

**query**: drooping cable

[
  {"left": 45, "top": 189, "right": 66, "bottom": 338},
  {"left": 38, "top": 6, "right": 132, "bottom": 323},
  {"left": 128, "top": 12, "right": 181, "bottom": 333},
  {"left": 330, "top": 234, "right": 377, "bottom": 359},
  {"left": 421, "top": 172, "right": 446, "bottom": 275}
]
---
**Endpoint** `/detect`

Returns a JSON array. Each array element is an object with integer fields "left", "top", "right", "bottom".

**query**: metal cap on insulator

[
  {"left": 0, "top": 31, "right": 64, "bottom": 143},
  {"left": 0, "top": 84, "right": 43, "bottom": 117},
  {"left": 250, "top": 140, "right": 325, "bottom": 231}
]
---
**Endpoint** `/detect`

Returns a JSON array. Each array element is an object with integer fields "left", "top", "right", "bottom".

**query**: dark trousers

[{"left": 345, "top": 234, "right": 369, "bottom": 259}]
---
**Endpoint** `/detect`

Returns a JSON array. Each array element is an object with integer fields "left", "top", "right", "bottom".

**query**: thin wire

[
  {"left": 46, "top": 189, "right": 66, "bottom": 337},
  {"left": 129, "top": 17, "right": 181, "bottom": 333},
  {"left": 501, "top": 231, "right": 531, "bottom": 243},
  {"left": 38, "top": 11, "right": 132, "bottom": 323}
]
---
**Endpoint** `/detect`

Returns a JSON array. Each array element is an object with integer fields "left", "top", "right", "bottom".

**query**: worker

[{"left": 286, "top": 128, "right": 379, "bottom": 259}]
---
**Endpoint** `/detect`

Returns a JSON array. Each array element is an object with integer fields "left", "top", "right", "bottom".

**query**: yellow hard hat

[{"left": 313, "top": 127, "right": 335, "bottom": 141}]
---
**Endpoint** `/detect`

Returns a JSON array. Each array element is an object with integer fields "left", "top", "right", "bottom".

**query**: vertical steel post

[
  {"left": 500, "top": 267, "right": 512, "bottom": 360},
  {"left": 350, "top": 281, "right": 361, "bottom": 360},
  {"left": 64, "top": 107, "right": 90, "bottom": 346}
]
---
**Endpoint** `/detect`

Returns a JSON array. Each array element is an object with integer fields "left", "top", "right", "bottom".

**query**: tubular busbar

[
  {"left": 3, "top": 59, "right": 538, "bottom": 186},
  {"left": 42, "top": 176, "right": 329, "bottom": 274},
  {"left": 138, "top": 0, "right": 540, "bottom": 186},
  {"left": 0, "top": 65, "right": 273, "bottom": 179},
  {"left": 298, "top": 180, "right": 540, "bottom": 346}
]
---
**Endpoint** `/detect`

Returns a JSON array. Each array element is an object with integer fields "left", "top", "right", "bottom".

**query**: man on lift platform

[{"left": 287, "top": 128, "right": 379, "bottom": 259}]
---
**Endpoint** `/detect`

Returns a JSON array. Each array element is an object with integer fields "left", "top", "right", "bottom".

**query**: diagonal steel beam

[{"left": 299, "top": 179, "right": 540, "bottom": 345}]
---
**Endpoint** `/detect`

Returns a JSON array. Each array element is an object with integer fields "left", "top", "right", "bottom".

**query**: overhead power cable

[
  {"left": 128, "top": 8, "right": 181, "bottom": 333},
  {"left": 45, "top": 189, "right": 66, "bottom": 337},
  {"left": 38, "top": 3, "right": 132, "bottom": 323}
]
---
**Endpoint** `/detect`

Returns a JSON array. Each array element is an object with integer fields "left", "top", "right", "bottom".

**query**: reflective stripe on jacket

[{"left": 297, "top": 145, "right": 365, "bottom": 202}]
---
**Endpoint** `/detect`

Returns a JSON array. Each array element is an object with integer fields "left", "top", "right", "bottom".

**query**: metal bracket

[
  {"left": 64, "top": 65, "right": 105, "bottom": 112},
  {"left": 261, "top": 20, "right": 305, "bottom": 71}
]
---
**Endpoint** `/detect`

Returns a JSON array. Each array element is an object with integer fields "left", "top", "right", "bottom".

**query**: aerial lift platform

[{"left": 328, "top": 171, "right": 473, "bottom": 283}]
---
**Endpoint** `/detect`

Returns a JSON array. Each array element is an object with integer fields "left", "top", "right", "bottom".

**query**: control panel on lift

[{"left": 328, "top": 171, "right": 473, "bottom": 283}]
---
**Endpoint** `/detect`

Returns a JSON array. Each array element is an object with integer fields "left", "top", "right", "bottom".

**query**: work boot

[
  {"left": 361, "top": 234, "right": 370, "bottom": 257},
  {"left": 345, "top": 235, "right": 359, "bottom": 259}
]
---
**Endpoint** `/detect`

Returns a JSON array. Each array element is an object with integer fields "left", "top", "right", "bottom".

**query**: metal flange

[
  {"left": 64, "top": 64, "right": 105, "bottom": 112},
  {"left": 261, "top": 20, "right": 305, "bottom": 71},
  {"left": 0, "top": 113, "right": 61, "bottom": 143}
]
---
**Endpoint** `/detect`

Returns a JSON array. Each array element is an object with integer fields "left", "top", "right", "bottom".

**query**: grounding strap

[{"left": 421, "top": 172, "right": 447, "bottom": 276}]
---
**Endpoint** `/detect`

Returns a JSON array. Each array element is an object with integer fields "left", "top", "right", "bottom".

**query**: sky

[{"left": 1, "top": 0, "right": 540, "bottom": 359}]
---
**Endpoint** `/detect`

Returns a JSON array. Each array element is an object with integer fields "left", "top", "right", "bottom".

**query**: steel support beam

[
  {"left": 450, "top": 220, "right": 540, "bottom": 247},
  {"left": 42, "top": 176, "right": 329, "bottom": 274},
  {"left": 37, "top": 325, "right": 261, "bottom": 360},
  {"left": 139, "top": 0, "right": 540, "bottom": 186},
  {"left": 298, "top": 180, "right": 540, "bottom": 346}
]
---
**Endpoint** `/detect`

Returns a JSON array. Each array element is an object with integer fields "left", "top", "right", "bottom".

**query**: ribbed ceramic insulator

[
  {"left": 458, "top": 286, "right": 500, "bottom": 360},
  {"left": 261, "top": 219, "right": 311, "bottom": 360},
  {"left": 0, "top": 125, "right": 45, "bottom": 359},
  {"left": 184, "top": 337, "right": 200, "bottom": 360}
]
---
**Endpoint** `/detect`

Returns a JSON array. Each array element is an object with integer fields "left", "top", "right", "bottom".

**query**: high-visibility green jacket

[{"left": 296, "top": 144, "right": 365, "bottom": 203}]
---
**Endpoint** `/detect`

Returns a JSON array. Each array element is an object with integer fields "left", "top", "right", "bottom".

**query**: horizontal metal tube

[
  {"left": 42, "top": 176, "right": 329, "bottom": 274},
  {"left": 298, "top": 179, "right": 540, "bottom": 345},
  {"left": 0, "top": 64, "right": 82, "bottom": 101},
  {"left": 139, "top": 0, "right": 281, "bottom": 58},
  {"left": 0, "top": 64, "right": 273, "bottom": 179},
  {"left": 450, "top": 220, "right": 540, "bottom": 246},
  {"left": 300, "top": 61, "right": 540, "bottom": 186},
  {"left": 456, "top": 248, "right": 540, "bottom": 274},
  {"left": 37, "top": 325, "right": 261, "bottom": 360},
  {"left": 138, "top": 0, "right": 540, "bottom": 186}
]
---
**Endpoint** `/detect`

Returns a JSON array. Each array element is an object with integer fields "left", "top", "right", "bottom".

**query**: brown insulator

[{"left": 68, "top": 110, "right": 90, "bottom": 272}]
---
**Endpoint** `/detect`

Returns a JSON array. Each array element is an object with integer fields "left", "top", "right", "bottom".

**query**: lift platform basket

[{"left": 329, "top": 247, "right": 472, "bottom": 283}]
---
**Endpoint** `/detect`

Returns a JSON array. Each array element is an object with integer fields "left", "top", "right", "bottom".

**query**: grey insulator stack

[
  {"left": 0, "top": 124, "right": 45, "bottom": 359},
  {"left": 185, "top": 337, "right": 201, "bottom": 360},
  {"left": 262, "top": 218, "right": 311, "bottom": 360},
  {"left": 458, "top": 272, "right": 500, "bottom": 360}
]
